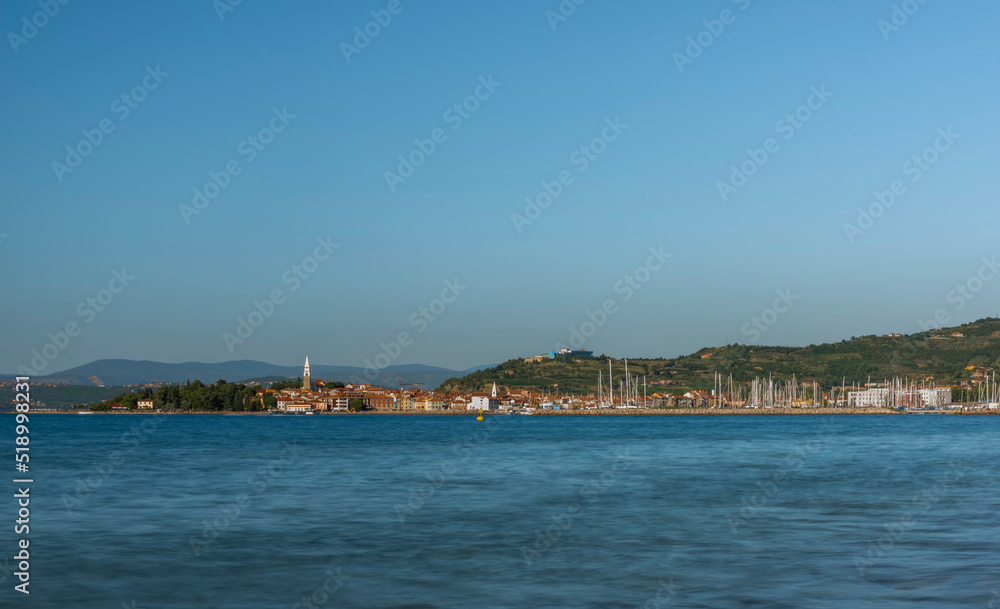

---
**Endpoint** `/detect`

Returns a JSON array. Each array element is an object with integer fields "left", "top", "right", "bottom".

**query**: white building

[
  {"left": 469, "top": 383, "right": 501, "bottom": 411},
  {"left": 848, "top": 388, "right": 889, "bottom": 408},
  {"left": 918, "top": 388, "right": 952, "bottom": 408},
  {"left": 848, "top": 387, "right": 951, "bottom": 408}
]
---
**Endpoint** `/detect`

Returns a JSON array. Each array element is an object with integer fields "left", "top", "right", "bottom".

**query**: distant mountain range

[{"left": 2, "top": 359, "right": 494, "bottom": 390}]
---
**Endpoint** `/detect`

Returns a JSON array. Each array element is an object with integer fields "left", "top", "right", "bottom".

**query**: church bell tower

[{"left": 303, "top": 356, "right": 311, "bottom": 391}]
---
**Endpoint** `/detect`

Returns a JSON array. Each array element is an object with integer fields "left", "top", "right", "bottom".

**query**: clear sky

[{"left": 2, "top": 0, "right": 999, "bottom": 375}]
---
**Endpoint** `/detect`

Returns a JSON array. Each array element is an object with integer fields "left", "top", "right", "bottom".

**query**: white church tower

[
  {"left": 303, "top": 356, "right": 311, "bottom": 391},
  {"left": 491, "top": 382, "right": 498, "bottom": 398}
]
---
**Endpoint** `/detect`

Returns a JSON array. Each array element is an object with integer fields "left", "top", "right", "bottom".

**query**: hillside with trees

[
  {"left": 439, "top": 318, "right": 1000, "bottom": 395},
  {"left": 89, "top": 379, "right": 273, "bottom": 412}
]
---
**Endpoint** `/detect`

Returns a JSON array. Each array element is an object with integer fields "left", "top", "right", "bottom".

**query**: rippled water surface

[{"left": 8, "top": 414, "right": 1000, "bottom": 608}]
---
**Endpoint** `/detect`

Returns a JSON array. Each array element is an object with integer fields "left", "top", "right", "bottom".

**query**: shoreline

[{"left": 26, "top": 407, "right": 997, "bottom": 416}]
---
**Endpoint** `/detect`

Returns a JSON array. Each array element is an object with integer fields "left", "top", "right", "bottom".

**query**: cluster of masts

[
  {"left": 595, "top": 364, "right": 965, "bottom": 409},
  {"left": 720, "top": 373, "right": 954, "bottom": 409},
  {"left": 597, "top": 359, "right": 648, "bottom": 408},
  {"left": 966, "top": 370, "right": 1000, "bottom": 406},
  {"left": 741, "top": 373, "right": 825, "bottom": 409}
]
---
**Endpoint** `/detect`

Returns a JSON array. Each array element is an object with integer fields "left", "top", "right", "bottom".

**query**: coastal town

[
  {"left": 257, "top": 357, "right": 996, "bottom": 414},
  {"left": 7, "top": 350, "right": 1000, "bottom": 414},
  {"left": 272, "top": 357, "right": 569, "bottom": 413}
]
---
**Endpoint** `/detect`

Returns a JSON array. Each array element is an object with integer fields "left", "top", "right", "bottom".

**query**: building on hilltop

[{"left": 525, "top": 349, "right": 594, "bottom": 363}]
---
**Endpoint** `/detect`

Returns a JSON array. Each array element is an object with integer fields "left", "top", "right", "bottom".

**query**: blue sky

[{"left": 2, "top": 0, "right": 999, "bottom": 374}]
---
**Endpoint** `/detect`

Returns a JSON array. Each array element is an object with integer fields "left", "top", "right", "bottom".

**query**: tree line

[
  {"left": 88, "top": 377, "right": 351, "bottom": 411},
  {"left": 90, "top": 379, "right": 273, "bottom": 412}
]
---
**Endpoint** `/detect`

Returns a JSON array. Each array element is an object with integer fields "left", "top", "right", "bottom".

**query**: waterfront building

[
  {"left": 847, "top": 386, "right": 952, "bottom": 408},
  {"left": 415, "top": 393, "right": 444, "bottom": 410},
  {"left": 470, "top": 382, "right": 501, "bottom": 410},
  {"left": 398, "top": 391, "right": 416, "bottom": 411},
  {"left": 848, "top": 388, "right": 889, "bottom": 408},
  {"left": 918, "top": 388, "right": 952, "bottom": 408}
]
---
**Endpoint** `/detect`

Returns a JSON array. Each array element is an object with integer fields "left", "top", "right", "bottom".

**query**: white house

[{"left": 469, "top": 383, "right": 501, "bottom": 411}]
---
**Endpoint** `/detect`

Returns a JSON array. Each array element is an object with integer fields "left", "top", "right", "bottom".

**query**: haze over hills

[{"left": 2, "top": 359, "right": 490, "bottom": 390}]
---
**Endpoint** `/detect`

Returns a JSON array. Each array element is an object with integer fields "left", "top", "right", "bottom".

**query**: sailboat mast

[{"left": 609, "top": 359, "right": 613, "bottom": 408}]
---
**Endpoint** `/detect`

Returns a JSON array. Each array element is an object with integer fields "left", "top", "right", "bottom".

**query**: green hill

[
  {"left": 0, "top": 383, "right": 134, "bottom": 411},
  {"left": 439, "top": 318, "right": 1000, "bottom": 395}
]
